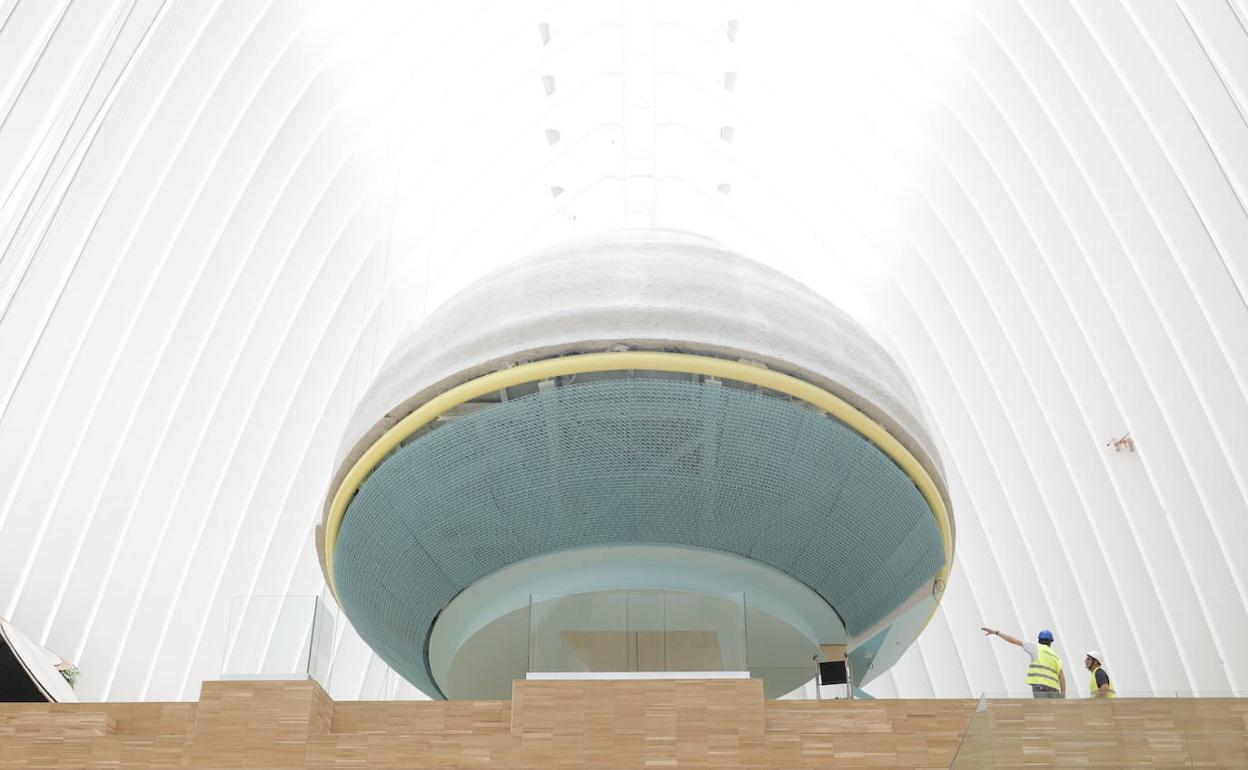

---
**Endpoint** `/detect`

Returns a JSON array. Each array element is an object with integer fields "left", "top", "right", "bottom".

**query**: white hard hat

[{"left": 1085, "top": 650, "right": 1103, "bottom": 664}]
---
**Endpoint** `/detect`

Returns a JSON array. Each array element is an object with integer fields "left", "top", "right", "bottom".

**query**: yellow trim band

[{"left": 324, "top": 351, "right": 953, "bottom": 598}]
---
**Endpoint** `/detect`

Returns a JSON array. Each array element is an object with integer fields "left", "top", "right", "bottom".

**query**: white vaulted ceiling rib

[{"left": 0, "top": 0, "right": 1245, "bottom": 701}]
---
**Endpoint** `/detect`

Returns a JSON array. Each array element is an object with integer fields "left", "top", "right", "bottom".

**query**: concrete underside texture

[{"left": 2, "top": 679, "right": 1246, "bottom": 769}]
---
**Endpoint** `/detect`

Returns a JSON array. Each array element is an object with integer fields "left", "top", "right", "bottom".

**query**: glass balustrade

[
  {"left": 527, "top": 589, "right": 747, "bottom": 675},
  {"left": 220, "top": 595, "right": 335, "bottom": 687},
  {"left": 949, "top": 690, "right": 1248, "bottom": 769}
]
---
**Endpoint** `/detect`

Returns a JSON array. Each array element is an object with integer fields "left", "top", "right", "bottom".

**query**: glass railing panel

[
  {"left": 948, "top": 695, "right": 993, "bottom": 770},
  {"left": 528, "top": 591, "right": 629, "bottom": 673},
  {"left": 626, "top": 590, "right": 665, "bottom": 671},
  {"left": 1176, "top": 693, "right": 1248, "bottom": 769},
  {"left": 961, "top": 690, "right": 1248, "bottom": 768},
  {"left": 527, "top": 589, "right": 747, "bottom": 674},
  {"left": 974, "top": 691, "right": 1187, "bottom": 768},
  {"left": 660, "top": 590, "right": 747, "bottom": 671},
  {"left": 220, "top": 595, "right": 335, "bottom": 687},
  {"left": 308, "top": 596, "right": 336, "bottom": 686}
]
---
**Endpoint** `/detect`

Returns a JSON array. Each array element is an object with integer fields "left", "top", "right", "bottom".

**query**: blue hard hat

[{"left": 1038, "top": 629, "right": 1054, "bottom": 642}]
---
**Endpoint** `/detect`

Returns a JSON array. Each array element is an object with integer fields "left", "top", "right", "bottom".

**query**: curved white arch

[{"left": 1, "top": 0, "right": 1246, "bottom": 701}]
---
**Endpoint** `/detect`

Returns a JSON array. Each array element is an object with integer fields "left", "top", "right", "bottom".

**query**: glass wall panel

[
  {"left": 221, "top": 595, "right": 335, "bottom": 687},
  {"left": 528, "top": 589, "right": 746, "bottom": 673}
]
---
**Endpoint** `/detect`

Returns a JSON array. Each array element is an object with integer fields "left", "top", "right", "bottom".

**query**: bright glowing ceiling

[{"left": 1, "top": 0, "right": 1247, "bottom": 701}]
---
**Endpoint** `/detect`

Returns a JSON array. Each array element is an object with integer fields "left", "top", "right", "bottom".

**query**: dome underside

[
  {"left": 335, "top": 376, "right": 943, "bottom": 696},
  {"left": 329, "top": 231, "right": 953, "bottom": 533}
]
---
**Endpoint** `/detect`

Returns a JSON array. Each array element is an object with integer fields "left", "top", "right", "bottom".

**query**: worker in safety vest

[
  {"left": 1084, "top": 650, "right": 1116, "bottom": 698},
  {"left": 980, "top": 626, "right": 1066, "bottom": 698}
]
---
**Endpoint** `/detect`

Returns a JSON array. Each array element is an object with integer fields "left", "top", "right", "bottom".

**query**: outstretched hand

[{"left": 980, "top": 626, "right": 996, "bottom": 636}]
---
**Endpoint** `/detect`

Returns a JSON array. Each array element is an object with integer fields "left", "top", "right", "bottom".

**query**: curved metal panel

[{"left": 336, "top": 376, "right": 943, "bottom": 696}]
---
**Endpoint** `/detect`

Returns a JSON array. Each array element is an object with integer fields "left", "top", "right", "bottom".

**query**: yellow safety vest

[
  {"left": 1026, "top": 644, "right": 1063, "bottom": 689},
  {"left": 1089, "top": 665, "right": 1116, "bottom": 698}
]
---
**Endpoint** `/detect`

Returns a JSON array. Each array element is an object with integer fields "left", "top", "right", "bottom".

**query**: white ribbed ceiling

[{"left": 2, "top": 0, "right": 1247, "bottom": 701}]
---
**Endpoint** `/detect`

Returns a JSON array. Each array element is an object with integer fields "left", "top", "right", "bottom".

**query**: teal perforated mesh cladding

[{"left": 335, "top": 377, "right": 944, "bottom": 697}]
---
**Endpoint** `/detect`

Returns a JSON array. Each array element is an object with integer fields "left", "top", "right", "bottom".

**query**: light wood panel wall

[
  {"left": 767, "top": 699, "right": 975, "bottom": 768},
  {"left": 0, "top": 701, "right": 194, "bottom": 769},
  {"left": 0, "top": 680, "right": 1245, "bottom": 769},
  {"left": 510, "top": 679, "right": 769, "bottom": 767}
]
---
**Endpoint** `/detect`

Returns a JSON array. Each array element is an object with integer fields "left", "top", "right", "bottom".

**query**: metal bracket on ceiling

[{"left": 1106, "top": 433, "right": 1135, "bottom": 453}]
